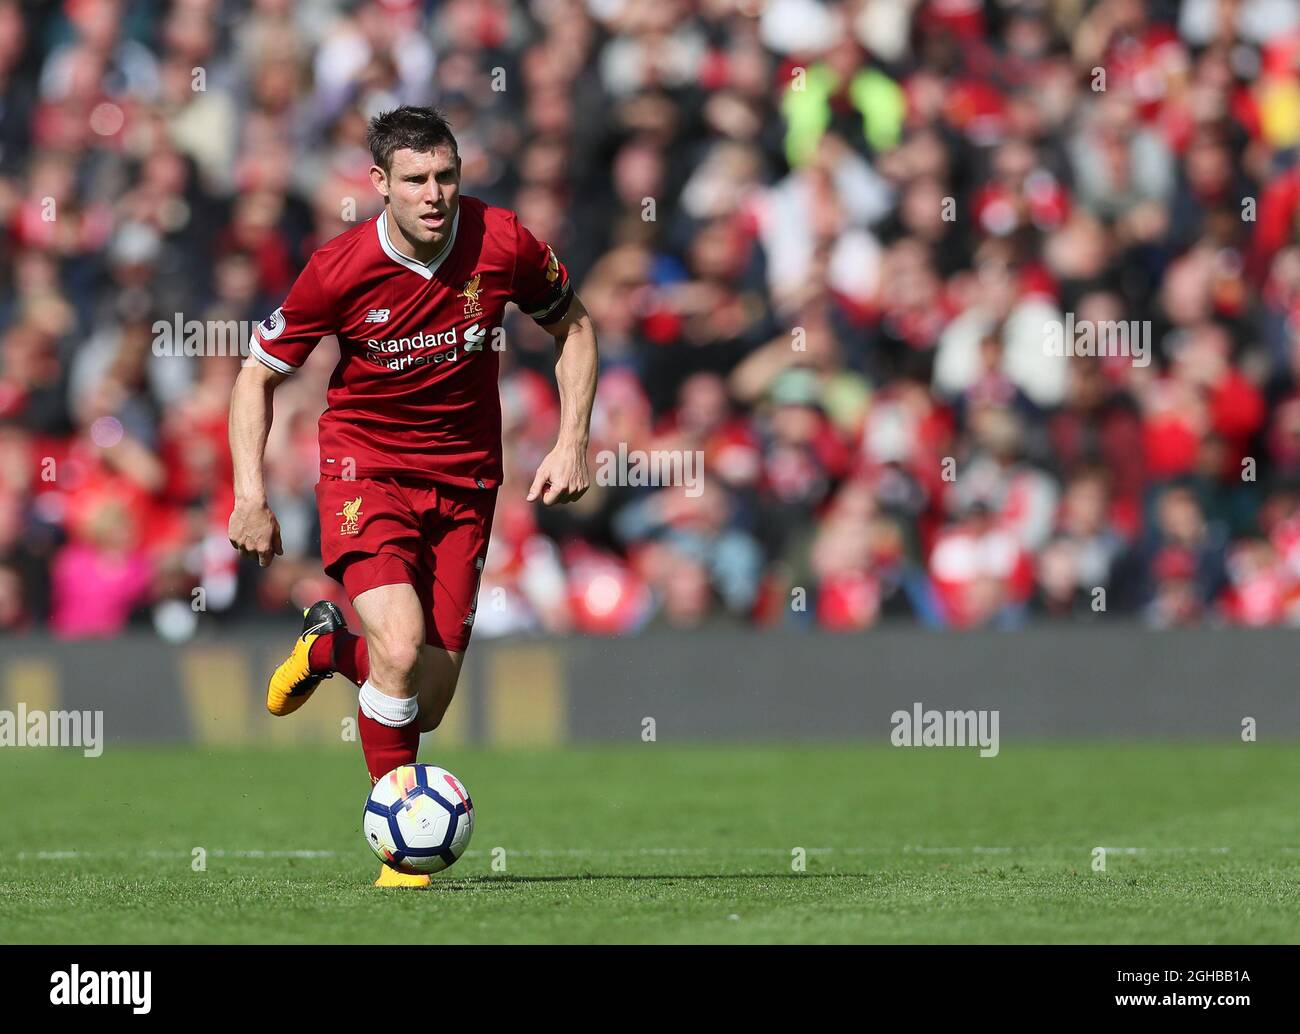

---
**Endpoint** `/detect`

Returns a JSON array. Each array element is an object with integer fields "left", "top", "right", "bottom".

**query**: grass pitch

[{"left": 0, "top": 741, "right": 1297, "bottom": 943}]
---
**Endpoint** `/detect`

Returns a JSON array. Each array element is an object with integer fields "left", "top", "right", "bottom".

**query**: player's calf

[
  {"left": 416, "top": 646, "right": 465, "bottom": 733},
  {"left": 352, "top": 606, "right": 430, "bottom": 886}
]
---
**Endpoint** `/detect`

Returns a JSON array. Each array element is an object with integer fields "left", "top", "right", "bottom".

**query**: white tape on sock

[{"left": 358, "top": 680, "right": 418, "bottom": 728}]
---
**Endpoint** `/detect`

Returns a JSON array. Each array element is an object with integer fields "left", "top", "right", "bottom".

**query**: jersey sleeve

[
  {"left": 510, "top": 217, "right": 574, "bottom": 326},
  {"left": 248, "top": 257, "right": 335, "bottom": 374}
]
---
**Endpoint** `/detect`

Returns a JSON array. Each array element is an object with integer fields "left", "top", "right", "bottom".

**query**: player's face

[{"left": 375, "top": 145, "right": 461, "bottom": 255}]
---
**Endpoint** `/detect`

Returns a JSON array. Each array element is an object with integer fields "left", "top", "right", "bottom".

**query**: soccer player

[{"left": 226, "top": 107, "right": 597, "bottom": 887}]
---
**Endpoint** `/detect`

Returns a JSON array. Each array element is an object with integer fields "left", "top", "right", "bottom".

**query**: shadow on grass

[{"left": 421, "top": 873, "right": 876, "bottom": 889}]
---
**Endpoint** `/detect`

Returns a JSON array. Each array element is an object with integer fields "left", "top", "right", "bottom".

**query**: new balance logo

[{"left": 364, "top": 309, "right": 391, "bottom": 323}]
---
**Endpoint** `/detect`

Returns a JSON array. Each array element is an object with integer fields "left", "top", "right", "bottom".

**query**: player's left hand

[{"left": 527, "top": 440, "right": 590, "bottom": 505}]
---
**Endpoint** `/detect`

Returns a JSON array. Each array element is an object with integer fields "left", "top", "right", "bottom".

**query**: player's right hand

[{"left": 228, "top": 499, "right": 284, "bottom": 567}]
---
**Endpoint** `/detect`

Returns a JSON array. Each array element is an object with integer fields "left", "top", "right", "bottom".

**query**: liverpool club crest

[
  {"left": 460, "top": 273, "right": 483, "bottom": 318},
  {"left": 337, "top": 496, "right": 362, "bottom": 536}
]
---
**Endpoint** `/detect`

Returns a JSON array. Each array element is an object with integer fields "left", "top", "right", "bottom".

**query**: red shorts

[{"left": 315, "top": 474, "right": 497, "bottom": 652}]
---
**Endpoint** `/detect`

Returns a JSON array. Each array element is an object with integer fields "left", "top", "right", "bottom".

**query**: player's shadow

[{"left": 429, "top": 873, "right": 865, "bottom": 888}]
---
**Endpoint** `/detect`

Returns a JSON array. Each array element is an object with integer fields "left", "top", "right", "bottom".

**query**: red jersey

[{"left": 248, "top": 195, "right": 573, "bottom": 488}]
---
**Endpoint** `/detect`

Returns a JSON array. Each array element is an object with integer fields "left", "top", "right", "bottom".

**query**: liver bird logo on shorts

[
  {"left": 460, "top": 273, "right": 483, "bottom": 318},
  {"left": 337, "top": 496, "right": 362, "bottom": 536}
]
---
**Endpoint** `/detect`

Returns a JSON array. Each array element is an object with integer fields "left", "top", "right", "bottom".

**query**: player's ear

[{"left": 369, "top": 164, "right": 389, "bottom": 202}]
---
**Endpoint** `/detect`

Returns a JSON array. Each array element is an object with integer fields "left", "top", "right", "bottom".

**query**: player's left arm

[{"left": 528, "top": 294, "right": 598, "bottom": 505}]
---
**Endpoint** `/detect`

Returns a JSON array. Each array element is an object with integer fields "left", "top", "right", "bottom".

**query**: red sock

[
  {"left": 357, "top": 707, "right": 419, "bottom": 783},
  {"left": 309, "top": 630, "right": 370, "bottom": 684}
]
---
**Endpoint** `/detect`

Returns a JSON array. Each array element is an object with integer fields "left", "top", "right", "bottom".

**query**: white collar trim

[{"left": 376, "top": 208, "right": 459, "bottom": 280}]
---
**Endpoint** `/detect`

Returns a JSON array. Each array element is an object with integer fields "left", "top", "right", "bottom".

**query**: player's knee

[{"left": 368, "top": 633, "right": 422, "bottom": 691}]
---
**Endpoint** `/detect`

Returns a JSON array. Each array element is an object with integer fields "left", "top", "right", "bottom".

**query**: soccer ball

[{"left": 363, "top": 764, "right": 474, "bottom": 875}]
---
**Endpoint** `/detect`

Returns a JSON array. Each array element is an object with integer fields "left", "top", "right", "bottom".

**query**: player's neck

[{"left": 384, "top": 208, "right": 455, "bottom": 266}]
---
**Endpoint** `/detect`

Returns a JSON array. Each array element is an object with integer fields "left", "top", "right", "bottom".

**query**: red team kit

[{"left": 248, "top": 197, "right": 573, "bottom": 650}]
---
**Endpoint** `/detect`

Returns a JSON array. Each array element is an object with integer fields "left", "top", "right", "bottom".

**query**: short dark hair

[{"left": 366, "top": 106, "right": 459, "bottom": 173}]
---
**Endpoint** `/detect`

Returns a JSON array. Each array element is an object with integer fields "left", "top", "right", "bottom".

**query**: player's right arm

[
  {"left": 227, "top": 255, "right": 335, "bottom": 567},
  {"left": 228, "top": 358, "right": 288, "bottom": 567}
]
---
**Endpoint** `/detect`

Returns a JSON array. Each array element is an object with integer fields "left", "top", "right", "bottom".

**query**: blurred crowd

[{"left": 7, "top": 0, "right": 1300, "bottom": 639}]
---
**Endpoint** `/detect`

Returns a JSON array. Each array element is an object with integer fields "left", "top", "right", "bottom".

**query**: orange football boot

[
  {"left": 266, "top": 601, "right": 346, "bottom": 716},
  {"left": 374, "top": 866, "right": 432, "bottom": 889}
]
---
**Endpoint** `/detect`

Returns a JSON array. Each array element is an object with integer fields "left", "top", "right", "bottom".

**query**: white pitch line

[
  {"left": 901, "top": 846, "right": 1013, "bottom": 854},
  {"left": 181, "top": 849, "right": 338, "bottom": 859},
  {"left": 8, "top": 845, "right": 1275, "bottom": 862},
  {"left": 1097, "top": 847, "right": 1232, "bottom": 855},
  {"left": 14, "top": 849, "right": 340, "bottom": 861}
]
